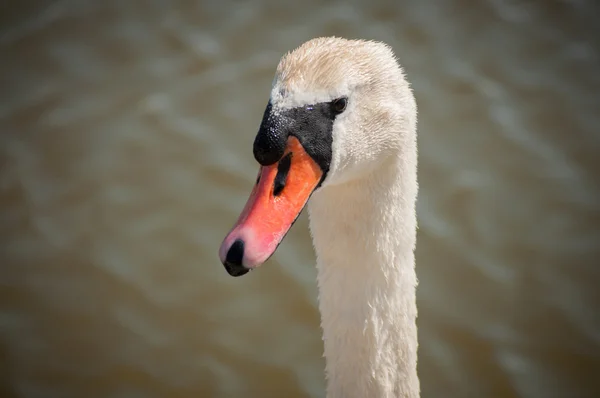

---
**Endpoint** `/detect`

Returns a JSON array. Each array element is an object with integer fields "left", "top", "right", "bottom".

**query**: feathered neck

[{"left": 307, "top": 151, "right": 419, "bottom": 398}]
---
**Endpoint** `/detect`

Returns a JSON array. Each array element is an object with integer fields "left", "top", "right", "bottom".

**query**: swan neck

[{"left": 308, "top": 158, "right": 419, "bottom": 398}]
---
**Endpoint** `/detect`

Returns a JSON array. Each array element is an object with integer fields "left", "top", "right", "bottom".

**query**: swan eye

[{"left": 332, "top": 97, "right": 347, "bottom": 114}]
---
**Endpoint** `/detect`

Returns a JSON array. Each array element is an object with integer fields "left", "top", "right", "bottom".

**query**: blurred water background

[{"left": 1, "top": 0, "right": 600, "bottom": 397}]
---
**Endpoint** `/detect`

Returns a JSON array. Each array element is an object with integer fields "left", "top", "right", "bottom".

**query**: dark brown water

[{"left": 2, "top": 1, "right": 600, "bottom": 397}]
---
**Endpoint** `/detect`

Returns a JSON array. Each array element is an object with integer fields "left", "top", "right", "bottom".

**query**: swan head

[{"left": 219, "top": 37, "right": 416, "bottom": 276}]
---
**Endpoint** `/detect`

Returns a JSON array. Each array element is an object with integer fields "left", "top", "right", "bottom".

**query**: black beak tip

[
  {"left": 223, "top": 261, "right": 250, "bottom": 277},
  {"left": 223, "top": 239, "right": 250, "bottom": 277}
]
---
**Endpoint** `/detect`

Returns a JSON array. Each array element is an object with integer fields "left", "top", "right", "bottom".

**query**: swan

[{"left": 219, "top": 37, "right": 419, "bottom": 398}]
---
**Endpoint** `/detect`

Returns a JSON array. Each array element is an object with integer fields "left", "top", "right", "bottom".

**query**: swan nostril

[
  {"left": 273, "top": 152, "right": 292, "bottom": 196},
  {"left": 224, "top": 239, "right": 249, "bottom": 277}
]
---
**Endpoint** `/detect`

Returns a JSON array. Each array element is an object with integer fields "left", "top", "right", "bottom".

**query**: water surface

[{"left": 1, "top": 1, "right": 600, "bottom": 397}]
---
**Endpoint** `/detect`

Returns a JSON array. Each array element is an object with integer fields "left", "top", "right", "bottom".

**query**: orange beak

[{"left": 219, "top": 136, "right": 323, "bottom": 276}]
